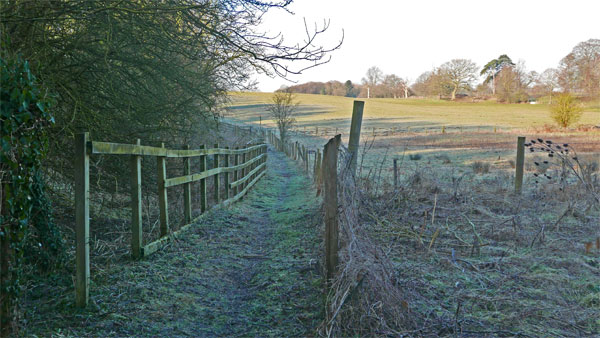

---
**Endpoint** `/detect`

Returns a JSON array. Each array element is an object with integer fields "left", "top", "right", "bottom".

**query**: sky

[{"left": 253, "top": 0, "right": 600, "bottom": 92}]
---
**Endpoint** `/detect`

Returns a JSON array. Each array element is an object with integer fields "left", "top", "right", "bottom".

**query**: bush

[
  {"left": 472, "top": 161, "right": 490, "bottom": 174},
  {"left": 550, "top": 93, "right": 583, "bottom": 128},
  {"left": 409, "top": 153, "right": 422, "bottom": 161},
  {"left": 0, "top": 54, "right": 56, "bottom": 335}
]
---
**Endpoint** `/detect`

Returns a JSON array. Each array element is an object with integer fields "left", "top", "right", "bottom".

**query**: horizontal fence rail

[{"left": 74, "top": 131, "right": 267, "bottom": 308}]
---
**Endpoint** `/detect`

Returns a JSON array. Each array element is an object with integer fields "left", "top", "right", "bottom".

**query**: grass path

[{"left": 21, "top": 147, "right": 323, "bottom": 337}]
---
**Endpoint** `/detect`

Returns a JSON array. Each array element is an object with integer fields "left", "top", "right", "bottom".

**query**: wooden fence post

[
  {"left": 323, "top": 135, "right": 341, "bottom": 285},
  {"left": 348, "top": 100, "right": 365, "bottom": 175},
  {"left": 131, "top": 139, "right": 143, "bottom": 259},
  {"left": 264, "top": 144, "right": 268, "bottom": 172},
  {"left": 75, "top": 132, "right": 90, "bottom": 307},
  {"left": 302, "top": 145, "right": 308, "bottom": 172},
  {"left": 200, "top": 145, "right": 207, "bottom": 212},
  {"left": 241, "top": 150, "right": 247, "bottom": 193},
  {"left": 233, "top": 147, "right": 239, "bottom": 196},
  {"left": 224, "top": 146, "right": 230, "bottom": 200},
  {"left": 157, "top": 143, "right": 169, "bottom": 236},
  {"left": 214, "top": 143, "right": 220, "bottom": 203},
  {"left": 315, "top": 149, "right": 322, "bottom": 185},
  {"left": 393, "top": 158, "right": 398, "bottom": 189},
  {"left": 183, "top": 145, "right": 192, "bottom": 224},
  {"left": 515, "top": 136, "right": 525, "bottom": 194}
]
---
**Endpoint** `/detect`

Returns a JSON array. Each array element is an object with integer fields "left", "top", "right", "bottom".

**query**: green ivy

[{"left": 0, "top": 54, "right": 56, "bottom": 335}]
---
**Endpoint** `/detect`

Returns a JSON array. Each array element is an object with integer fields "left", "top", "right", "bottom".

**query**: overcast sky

[{"left": 253, "top": 0, "right": 599, "bottom": 92}]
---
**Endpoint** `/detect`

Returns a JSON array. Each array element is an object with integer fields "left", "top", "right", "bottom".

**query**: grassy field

[
  {"left": 227, "top": 92, "right": 600, "bottom": 131},
  {"left": 226, "top": 92, "right": 600, "bottom": 179}
]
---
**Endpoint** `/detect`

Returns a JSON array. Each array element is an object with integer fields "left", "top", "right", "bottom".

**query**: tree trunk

[{"left": 451, "top": 85, "right": 457, "bottom": 100}]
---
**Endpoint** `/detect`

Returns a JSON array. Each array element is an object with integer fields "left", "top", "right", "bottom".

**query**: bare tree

[
  {"left": 558, "top": 39, "right": 600, "bottom": 97},
  {"left": 440, "top": 59, "right": 478, "bottom": 100},
  {"left": 362, "top": 66, "right": 383, "bottom": 98},
  {"left": 538, "top": 68, "right": 559, "bottom": 103},
  {"left": 268, "top": 91, "right": 298, "bottom": 144},
  {"left": 382, "top": 74, "right": 406, "bottom": 98}
]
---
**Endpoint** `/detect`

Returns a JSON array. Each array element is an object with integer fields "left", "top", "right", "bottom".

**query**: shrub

[
  {"left": 409, "top": 153, "right": 422, "bottom": 161},
  {"left": 550, "top": 93, "right": 583, "bottom": 128},
  {"left": 471, "top": 161, "right": 490, "bottom": 174},
  {"left": 0, "top": 54, "right": 56, "bottom": 335}
]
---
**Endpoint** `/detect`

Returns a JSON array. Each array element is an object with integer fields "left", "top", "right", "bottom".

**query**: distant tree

[
  {"left": 362, "top": 66, "right": 383, "bottom": 98},
  {"left": 550, "top": 93, "right": 583, "bottom": 128},
  {"left": 440, "top": 59, "right": 478, "bottom": 100},
  {"left": 344, "top": 80, "right": 356, "bottom": 97},
  {"left": 493, "top": 61, "right": 537, "bottom": 103},
  {"left": 362, "top": 66, "right": 384, "bottom": 86},
  {"left": 268, "top": 91, "right": 298, "bottom": 144},
  {"left": 496, "top": 66, "right": 520, "bottom": 102},
  {"left": 538, "top": 68, "right": 559, "bottom": 103},
  {"left": 558, "top": 39, "right": 600, "bottom": 97},
  {"left": 412, "top": 69, "right": 451, "bottom": 98},
  {"left": 382, "top": 74, "right": 405, "bottom": 98},
  {"left": 480, "top": 54, "right": 515, "bottom": 95}
]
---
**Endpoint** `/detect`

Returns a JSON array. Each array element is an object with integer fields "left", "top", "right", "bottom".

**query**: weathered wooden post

[
  {"left": 214, "top": 143, "right": 220, "bottom": 203},
  {"left": 393, "top": 158, "right": 398, "bottom": 189},
  {"left": 348, "top": 100, "right": 365, "bottom": 175},
  {"left": 324, "top": 135, "right": 341, "bottom": 285},
  {"left": 241, "top": 149, "right": 247, "bottom": 192},
  {"left": 515, "top": 136, "right": 525, "bottom": 194},
  {"left": 200, "top": 145, "right": 208, "bottom": 212},
  {"left": 224, "top": 146, "right": 230, "bottom": 200},
  {"left": 130, "top": 139, "right": 143, "bottom": 259},
  {"left": 233, "top": 147, "right": 239, "bottom": 196},
  {"left": 75, "top": 132, "right": 90, "bottom": 307},
  {"left": 302, "top": 145, "right": 308, "bottom": 172},
  {"left": 315, "top": 149, "right": 322, "bottom": 185},
  {"left": 157, "top": 143, "right": 169, "bottom": 236},
  {"left": 183, "top": 144, "right": 192, "bottom": 224}
]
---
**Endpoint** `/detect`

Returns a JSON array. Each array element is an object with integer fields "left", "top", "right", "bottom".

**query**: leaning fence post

[
  {"left": 157, "top": 143, "right": 169, "bottom": 236},
  {"left": 515, "top": 136, "right": 525, "bottom": 194},
  {"left": 183, "top": 145, "right": 192, "bottom": 224},
  {"left": 324, "top": 135, "right": 341, "bottom": 285},
  {"left": 348, "top": 100, "right": 365, "bottom": 175},
  {"left": 131, "top": 139, "right": 143, "bottom": 259},
  {"left": 75, "top": 132, "right": 90, "bottom": 307}
]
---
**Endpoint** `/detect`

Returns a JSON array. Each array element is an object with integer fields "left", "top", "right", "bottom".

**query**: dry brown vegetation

[{"left": 322, "top": 137, "right": 599, "bottom": 336}]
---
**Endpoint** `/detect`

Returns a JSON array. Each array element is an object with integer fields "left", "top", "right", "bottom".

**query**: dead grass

[{"left": 329, "top": 151, "right": 600, "bottom": 336}]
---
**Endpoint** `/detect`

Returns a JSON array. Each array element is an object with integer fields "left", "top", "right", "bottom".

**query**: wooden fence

[{"left": 74, "top": 132, "right": 267, "bottom": 307}]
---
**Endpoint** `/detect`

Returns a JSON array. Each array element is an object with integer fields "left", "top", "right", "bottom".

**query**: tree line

[{"left": 283, "top": 38, "right": 600, "bottom": 102}]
